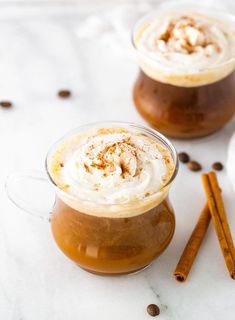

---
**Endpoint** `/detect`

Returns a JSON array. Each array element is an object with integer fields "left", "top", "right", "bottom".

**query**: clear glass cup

[
  {"left": 132, "top": 3, "right": 235, "bottom": 139},
  {"left": 6, "top": 122, "right": 178, "bottom": 275}
]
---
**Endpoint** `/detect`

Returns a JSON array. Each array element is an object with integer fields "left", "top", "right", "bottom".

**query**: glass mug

[
  {"left": 6, "top": 122, "right": 178, "bottom": 275},
  {"left": 132, "top": 4, "right": 235, "bottom": 139}
]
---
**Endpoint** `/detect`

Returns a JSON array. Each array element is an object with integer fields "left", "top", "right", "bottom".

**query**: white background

[{"left": 0, "top": 1, "right": 235, "bottom": 319}]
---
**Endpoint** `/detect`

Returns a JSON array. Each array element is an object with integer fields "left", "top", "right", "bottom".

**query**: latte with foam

[
  {"left": 133, "top": 6, "right": 235, "bottom": 138},
  {"left": 48, "top": 127, "right": 174, "bottom": 217},
  {"left": 7, "top": 121, "right": 177, "bottom": 274},
  {"left": 133, "top": 9, "right": 235, "bottom": 87},
  {"left": 48, "top": 123, "right": 177, "bottom": 274}
]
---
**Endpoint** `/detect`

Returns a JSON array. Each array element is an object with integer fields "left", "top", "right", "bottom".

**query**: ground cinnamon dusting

[
  {"left": 159, "top": 22, "right": 174, "bottom": 42},
  {"left": 120, "top": 160, "right": 130, "bottom": 178},
  {"left": 84, "top": 163, "right": 91, "bottom": 173},
  {"left": 158, "top": 15, "right": 219, "bottom": 55},
  {"left": 97, "top": 128, "right": 128, "bottom": 135}
]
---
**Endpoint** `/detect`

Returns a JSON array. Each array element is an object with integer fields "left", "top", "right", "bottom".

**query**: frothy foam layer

[
  {"left": 48, "top": 127, "right": 175, "bottom": 217},
  {"left": 134, "top": 10, "right": 235, "bottom": 87}
]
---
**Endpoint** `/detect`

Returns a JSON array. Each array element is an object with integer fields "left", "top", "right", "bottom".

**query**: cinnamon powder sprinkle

[
  {"left": 158, "top": 15, "right": 218, "bottom": 55},
  {"left": 120, "top": 160, "right": 131, "bottom": 179},
  {"left": 84, "top": 163, "right": 91, "bottom": 173}
]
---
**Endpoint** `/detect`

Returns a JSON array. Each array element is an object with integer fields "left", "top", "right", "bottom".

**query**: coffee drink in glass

[
  {"left": 46, "top": 122, "right": 178, "bottom": 275},
  {"left": 132, "top": 5, "right": 235, "bottom": 138}
]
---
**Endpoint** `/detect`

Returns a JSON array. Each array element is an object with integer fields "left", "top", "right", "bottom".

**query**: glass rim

[
  {"left": 131, "top": 3, "right": 235, "bottom": 72},
  {"left": 45, "top": 121, "right": 179, "bottom": 206}
]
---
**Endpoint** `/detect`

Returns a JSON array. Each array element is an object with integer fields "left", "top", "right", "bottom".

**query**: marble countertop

[{"left": 1, "top": 1, "right": 235, "bottom": 319}]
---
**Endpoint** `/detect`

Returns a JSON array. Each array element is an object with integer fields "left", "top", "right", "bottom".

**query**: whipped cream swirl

[
  {"left": 50, "top": 130, "right": 172, "bottom": 205},
  {"left": 134, "top": 11, "right": 235, "bottom": 86}
]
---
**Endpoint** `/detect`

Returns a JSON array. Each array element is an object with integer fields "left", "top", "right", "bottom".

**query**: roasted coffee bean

[
  {"left": 212, "top": 162, "right": 223, "bottom": 171},
  {"left": 187, "top": 160, "right": 202, "bottom": 172},
  {"left": 58, "top": 90, "right": 71, "bottom": 98},
  {"left": 147, "top": 304, "right": 160, "bottom": 317},
  {"left": 178, "top": 152, "right": 190, "bottom": 163},
  {"left": 0, "top": 101, "right": 12, "bottom": 108}
]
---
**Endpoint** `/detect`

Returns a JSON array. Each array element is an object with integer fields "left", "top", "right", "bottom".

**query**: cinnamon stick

[
  {"left": 202, "top": 171, "right": 235, "bottom": 279},
  {"left": 174, "top": 204, "right": 211, "bottom": 282}
]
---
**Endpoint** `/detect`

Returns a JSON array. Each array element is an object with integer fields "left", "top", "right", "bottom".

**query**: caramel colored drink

[
  {"left": 132, "top": 6, "right": 235, "bottom": 139},
  {"left": 51, "top": 197, "right": 174, "bottom": 274},
  {"left": 47, "top": 123, "right": 178, "bottom": 275}
]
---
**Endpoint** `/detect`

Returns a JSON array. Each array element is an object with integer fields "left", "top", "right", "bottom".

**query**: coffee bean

[
  {"left": 58, "top": 90, "right": 71, "bottom": 98},
  {"left": 147, "top": 304, "right": 160, "bottom": 317},
  {"left": 212, "top": 162, "right": 223, "bottom": 171},
  {"left": 187, "top": 160, "right": 202, "bottom": 172},
  {"left": 178, "top": 152, "right": 190, "bottom": 163},
  {"left": 0, "top": 101, "right": 12, "bottom": 108}
]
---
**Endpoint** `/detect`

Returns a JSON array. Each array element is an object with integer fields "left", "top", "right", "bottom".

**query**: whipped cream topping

[
  {"left": 134, "top": 10, "right": 235, "bottom": 86},
  {"left": 49, "top": 128, "right": 174, "bottom": 209}
]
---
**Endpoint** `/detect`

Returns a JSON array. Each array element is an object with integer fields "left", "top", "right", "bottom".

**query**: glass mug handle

[{"left": 5, "top": 170, "right": 55, "bottom": 221}]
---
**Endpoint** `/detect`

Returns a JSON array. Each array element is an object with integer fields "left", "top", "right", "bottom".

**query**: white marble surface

[{"left": 1, "top": 1, "right": 235, "bottom": 319}]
